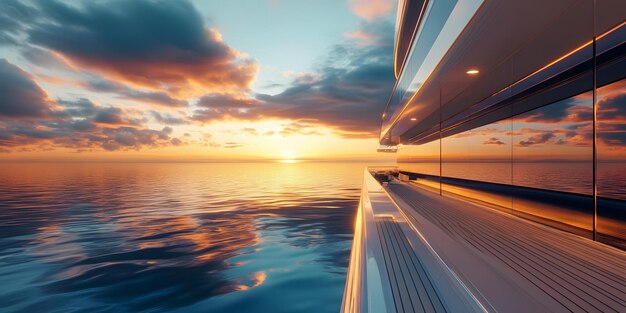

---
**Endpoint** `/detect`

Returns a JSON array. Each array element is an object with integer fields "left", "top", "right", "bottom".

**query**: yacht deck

[{"left": 342, "top": 170, "right": 626, "bottom": 313}]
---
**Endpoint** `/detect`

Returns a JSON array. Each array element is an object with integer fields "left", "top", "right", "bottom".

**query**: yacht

[{"left": 342, "top": 1, "right": 626, "bottom": 312}]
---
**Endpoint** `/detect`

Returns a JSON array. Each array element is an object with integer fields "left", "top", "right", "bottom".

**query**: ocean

[{"left": 0, "top": 162, "right": 372, "bottom": 313}]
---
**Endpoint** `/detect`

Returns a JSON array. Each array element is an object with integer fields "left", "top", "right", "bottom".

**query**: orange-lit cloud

[
  {"left": 597, "top": 80, "right": 626, "bottom": 154},
  {"left": 188, "top": 21, "right": 395, "bottom": 138},
  {"left": 344, "top": 30, "right": 378, "bottom": 46},
  {"left": 0, "top": 61, "right": 184, "bottom": 152},
  {"left": 348, "top": 0, "right": 395, "bottom": 21},
  {"left": 0, "top": 1, "right": 399, "bottom": 159},
  {"left": 26, "top": 1, "right": 258, "bottom": 98},
  {"left": 483, "top": 137, "right": 505, "bottom": 145},
  {"left": 518, "top": 132, "right": 556, "bottom": 147}
]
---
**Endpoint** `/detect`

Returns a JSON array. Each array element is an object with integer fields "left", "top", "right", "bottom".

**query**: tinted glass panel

[
  {"left": 442, "top": 120, "right": 512, "bottom": 209},
  {"left": 597, "top": 78, "right": 626, "bottom": 249},
  {"left": 397, "top": 139, "right": 440, "bottom": 190},
  {"left": 511, "top": 92, "right": 593, "bottom": 236}
]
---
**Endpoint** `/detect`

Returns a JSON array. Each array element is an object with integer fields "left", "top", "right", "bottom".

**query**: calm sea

[{"left": 0, "top": 162, "right": 373, "bottom": 313}]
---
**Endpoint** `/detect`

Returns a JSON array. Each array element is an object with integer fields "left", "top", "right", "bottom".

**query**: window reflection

[
  {"left": 597, "top": 78, "right": 626, "bottom": 249},
  {"left": 441, "top": 121, "right": 513, "bottom": 209},
  {"left": 508, "top": 92, "right": 594, "bottom": 235},
  {"left": 512, "top": 93, "right": 593, "bottom": 195},
  {"left": 397, "top": 139, "right": 440, "bottom": 190}
]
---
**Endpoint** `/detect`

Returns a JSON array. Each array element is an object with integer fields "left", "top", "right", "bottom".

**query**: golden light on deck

[{"left": 466, "top": 69, "right": 479, "bottom": 75}]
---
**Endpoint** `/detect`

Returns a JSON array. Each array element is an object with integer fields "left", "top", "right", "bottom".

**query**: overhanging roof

[{"left": 381, "top": 0, "right": 626, "bottom": 145}]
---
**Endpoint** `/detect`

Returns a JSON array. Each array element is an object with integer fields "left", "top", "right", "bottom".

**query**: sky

[{"left": 0, "top": 0, "right": 398, "bottom": 162}]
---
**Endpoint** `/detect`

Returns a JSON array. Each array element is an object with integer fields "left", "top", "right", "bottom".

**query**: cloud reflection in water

[{"left": 0, "top": 162, "right": 366, "bottom": 313}]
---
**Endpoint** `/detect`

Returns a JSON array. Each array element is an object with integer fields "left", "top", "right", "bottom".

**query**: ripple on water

[{"left": 0, "top": 162, "right": 371, "bottom": 313}]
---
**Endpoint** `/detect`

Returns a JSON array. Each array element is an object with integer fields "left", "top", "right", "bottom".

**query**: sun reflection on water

[{"left": 0, "top": 162, "right": 369, "bottom": 313}]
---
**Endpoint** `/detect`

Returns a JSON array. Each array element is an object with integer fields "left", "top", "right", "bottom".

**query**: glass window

[
  {"left": 397, "top": 139, "right": 440, "bottom": 191},
  {"left": 596, "top": 78, "right": 626, "bottom": 249},
  {"left": 441, "top": 120, "right": 513, "bottom": 209},
  {"left": 511, "top": 92, "right": 593, "bottom": 236}
]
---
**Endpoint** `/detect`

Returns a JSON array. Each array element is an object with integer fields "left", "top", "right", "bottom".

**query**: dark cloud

[
  {"left": 523, "top": 102, "right": 572, "bottom": 123},
  {"left": 0, "top": 59, "right": 53, "bottom": 118},
  {"left": 521, "top": 97, "right": 592, "bottom": 124},
  {"left": 191, "top": 94, "right": 258, "bottom": 122},
  {"left": 99, "top": 126, "right": 173, "bottom": 151},
  {"left": 598, "top": 90, "right": 626, "bottom": 146},
  {"left": 518, "top": 132, "right": 555, "bottom": 147},
  {"left": 56, "top": 98, "right": 143, "bottom": 126},
  {"left": 84, "top": 77, "right": 187, "bottom": 107},
  {"left": 151, "top": 111, "right": 187, "bottom": 125},
  {"left": 0, "top": 62, "right": 184, "bottom": 152},
  {"left": 190, "top": 21, "right": 395, "bottom": 137},
  {"left": 598, "top": 91, "right": 626, "bottom": 121},
  {"left": 25, "top": 0, "right": 257, "bottom": 96},
  {"left": 93, "top": 107, "right": 143, "bottom": 126},
  {"left": 483, "top": 137, "right": 505, "bottom": 145},
  {"left": 56, "top": 98, "right": 98, "bottom": 118},
  {"left": 1, "top": 115, "right": 180, "bottom": 152},
  {"left": 0, "top": 0, "right": 37, "bottom": 45}
]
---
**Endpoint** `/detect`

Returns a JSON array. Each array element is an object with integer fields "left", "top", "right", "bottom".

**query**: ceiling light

[
  {"left": 466, "top": 69, "right": 479, "bottom": 75},
  {"left": 410, "top": 117, "right": 417, "bottom": 121}
]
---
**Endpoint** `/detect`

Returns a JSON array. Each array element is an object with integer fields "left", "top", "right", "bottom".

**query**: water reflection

[
  {"left": 0, "top": 162, "right": 367, "bottom": 313},
  {"left": 597, "top": 78, "right": 626, "bottom": 247}
]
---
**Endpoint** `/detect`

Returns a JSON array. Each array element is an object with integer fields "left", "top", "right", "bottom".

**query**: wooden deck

[
  {"left": 341, "top": 169, "right": 486, "bottom": 313},
  {"left": 376, "top": 216, "right": 447, "bottom": 313},
  {"left": 387, "top": 181, "right": 626, "bottom": 313}
]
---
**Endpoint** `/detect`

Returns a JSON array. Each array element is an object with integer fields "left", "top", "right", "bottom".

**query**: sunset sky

[{"left": 0, "top": 0, "right": 398, "bottom": 162}]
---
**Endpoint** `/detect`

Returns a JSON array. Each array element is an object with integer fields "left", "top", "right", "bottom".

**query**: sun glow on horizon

[{"left": 278, "top": 148, "right": 299, "bottom": 163}]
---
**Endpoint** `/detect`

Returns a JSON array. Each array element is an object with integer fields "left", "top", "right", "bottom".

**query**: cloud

[
  {"left": 598, "top": 90, "right": 626, "bottom": 121},
  {"left": 0, "top": 62, "right": 184, "bottom": 152},
  {"left": 191, "top": 94, "right": 258, "bottom": 122},
  {"left": 507, "top": 127, "right": 545, "bottom": 136},
  {"left": 279, "top": 122, "right": 322, "bottom": 137},
  {"left": 25, "top": 0, "right": 258, "bottom": 97},
  {"left": 199, "top": 133, "right": 220, "bottom": 148},
  {"left": 0, "top": 59, "right": 53, "bottom": 118},
  {"left": 83, "top": 77, "right": 188, "bottom": 107},
  {"left": 99, "top": 126, "right": 174, "bottom": 151},
  {"left": 189, "top": 21, "right": 395, "bottom": 138},
  {"left": 20, "top": 46, "right": 71, "bottom": 69},
  {"left": 597, "top": 86, "right": 626, "bottom": 146},
  {"left": 240, "top": 127, "right": 259, "bottom": 136},
  {"left": 348, "top": 0, "right": 394, "bottom": 21},
  {"left": 483, "top": 137, "right": 505, "bottom": 145},
  {"left": 151, "top": 111, "right": 187, "bottom": 125},
  {"left": 1, "top": 118, "right": 181, "bottom": 152},
  {"left": 0, "top": 0, "right": 37, "bottom": 45},
  {"left": 344, "top": 30, "right": 378, "bottom": 46},
  {"left": 519, "top": 97, "right": 592, "bottom": 124},
  {"left": 518, "top": 132, "right": 555, "bottom": 147},
  {"left": 93, "top": 106, "right": 144, "bottom": 126},
  {"left": 222, "top": 142, "right": 243, "bottom": 149}
]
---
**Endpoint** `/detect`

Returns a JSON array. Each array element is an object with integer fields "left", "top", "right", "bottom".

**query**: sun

[{"left": 278, "top": 149, "right": 299, "bottom": 163}]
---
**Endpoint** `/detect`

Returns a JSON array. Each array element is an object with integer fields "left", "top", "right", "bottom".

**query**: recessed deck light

[
  {"left": 410, "top": 117, "right": 417, "bottom": 121},
  {"left": 466, "top": 69, "right": 479, "bottom": 75}
]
